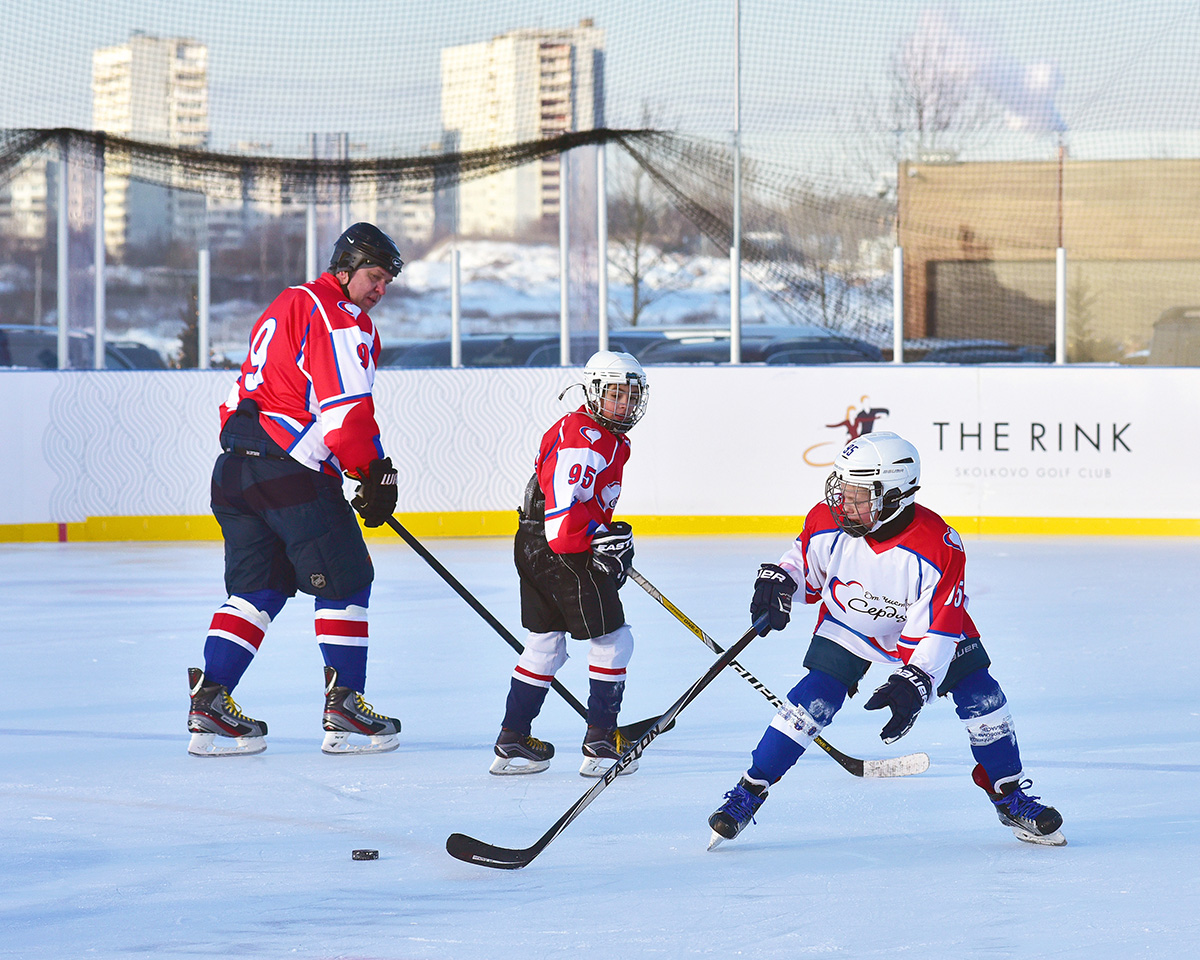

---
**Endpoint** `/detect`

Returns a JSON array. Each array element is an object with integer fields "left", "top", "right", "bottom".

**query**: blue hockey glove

[
  {"left": 591, "top": 521, "right": 634, "bottom": 588},
  {"left": 750, "top": 563, "right": 797, "bottom": 636},
  {"left": 350, "top": 457, "right": 398, "bottom": 527},
  {"left": 864, "top": 664, "right": 934, "bottom": 743}
]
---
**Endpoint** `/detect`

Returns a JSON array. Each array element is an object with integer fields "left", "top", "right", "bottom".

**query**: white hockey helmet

[
  {"left": 579, "top": 350, "right": 649, "bottom": 434},
  {"left": 825, "top": 431, "right": 921, "bottom": 537}
]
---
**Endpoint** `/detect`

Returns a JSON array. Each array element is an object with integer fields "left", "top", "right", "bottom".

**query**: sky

[
  {"left": 1, "top": 533, "right": 1198, "bottom": 958},
  {"left": 5, "top": 0, "right": 1200, "bottom": 164}
]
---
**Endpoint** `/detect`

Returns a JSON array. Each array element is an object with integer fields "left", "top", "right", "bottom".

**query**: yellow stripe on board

[{"left": 0, "top": 513, "right": 1196, "bottom": 543}]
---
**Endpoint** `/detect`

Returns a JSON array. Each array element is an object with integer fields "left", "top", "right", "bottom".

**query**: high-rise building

[
  {"left": 441, "top": 19, "right": 604, "bottom": 237},
  {"left": 92, "top": 34, "right": 208, "bottom": 258}
]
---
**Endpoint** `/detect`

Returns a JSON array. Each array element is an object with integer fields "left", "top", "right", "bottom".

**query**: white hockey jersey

[{"left": 777, "top": 502, "right": 980, "bottom": 691}]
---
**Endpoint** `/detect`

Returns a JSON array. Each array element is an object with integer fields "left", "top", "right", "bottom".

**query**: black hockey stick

[
  {"left": 446, "top": 616, "right": 767, "bottom": 869},
  {"left": 628, "top": 567, "right": 929, "bottom": 779},
  {"left": 383, "top": 516, "right": 662, "bottom": 741}
]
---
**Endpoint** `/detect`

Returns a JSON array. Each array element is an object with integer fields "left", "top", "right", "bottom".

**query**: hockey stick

[
  {"left": 383, "top": 516, "right": 663, "bottom": 741},
  {"left": 627, "top": 566, "right": 929, "bottom": 779},
  {"left": 446, "top": 616, "right": 767, "bottom": 869}
]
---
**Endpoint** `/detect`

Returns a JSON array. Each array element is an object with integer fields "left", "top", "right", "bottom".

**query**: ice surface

[{"left": 1, "top": 534, "right": 1197, "bottom": 958}]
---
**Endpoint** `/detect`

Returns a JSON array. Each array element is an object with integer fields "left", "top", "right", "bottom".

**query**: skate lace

[
  {"left": 219, "top": 690, "right": 252, "bottom": 721},
  {"left": 613, "top": 729, "right": 633, "bottom": 754},
  {"left": 996, "top": 779, "right": 1047, "bottom": 819},
  {"left": 720, "top": 785, "right": 762, "bottom": 824},
  {"left": 351, "top": 693, "right": 387, "bottom": 720},
  {"left": 524, "top": 734, "right": 550, "bottom": 750}
]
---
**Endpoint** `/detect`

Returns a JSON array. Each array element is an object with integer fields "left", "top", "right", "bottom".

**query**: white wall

[{"left": 2, "top": 365, "right": 1195, "bottom": 525}]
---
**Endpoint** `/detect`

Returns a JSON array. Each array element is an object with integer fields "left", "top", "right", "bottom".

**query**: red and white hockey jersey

[
  {"left": 778, "top": 502, "right": 980, "bottom": 690},
  {"left": 535, "top": 407, "right": 631, "bottom": 554},
  {"left": 219, "top": 272, "right": 385, "bottom": 477}
]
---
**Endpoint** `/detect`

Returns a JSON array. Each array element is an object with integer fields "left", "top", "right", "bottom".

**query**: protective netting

[{"left": 3, "top": 1, "right": 1200, "bottom": 366}]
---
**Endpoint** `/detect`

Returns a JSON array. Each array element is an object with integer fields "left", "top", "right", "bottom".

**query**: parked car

[
  {"left": 377, "top": 326, "right": 884, "bottom": 369},
  {"left": 634, "top": 326, "right": 882, "bottom": 365},
  {"left": 382, "top": 334, "right": 558, "bottom": 369},
  {"left": 106, "top": 340, "right": 167, "bottom": 370},
  {"left": 764, "top": 337, "right": 884, "bottom": 364},
  {"left": 0, "top": 325, "right": 165, "bottom": 370},
  {"left": 919, "top": 342, "right": 1051, "bottom": 364},
  {"left": 522, "top": 331, "right": 672, "bottom": 366}
]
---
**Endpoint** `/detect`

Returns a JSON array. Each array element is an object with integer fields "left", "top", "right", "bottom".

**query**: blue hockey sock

[
  {"left": 951, "top": 667, "right": 1022, "bottom": 784},
  {"left": 316, "top": 587, "right": 370, "bottom": 693},
  {"left": 203, "top": 589, "right": 287, "bottom": 691},
  {"left": 587, "top": 678, "right": 625, "bottom": 730},
  {"left": 749, "top": 669, "right": 848, "bottom": 784},
  {"left": 502, "top": 677, "right": 551, "bottom": 735}
]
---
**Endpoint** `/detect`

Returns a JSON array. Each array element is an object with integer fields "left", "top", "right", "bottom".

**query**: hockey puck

[{"left": 351, "top": 849, "right": 379, "bottom": 861}]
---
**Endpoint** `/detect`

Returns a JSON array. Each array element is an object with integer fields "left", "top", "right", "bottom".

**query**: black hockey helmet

[{"left": 329, "top": 222, "right": 404, "bottom": 278}]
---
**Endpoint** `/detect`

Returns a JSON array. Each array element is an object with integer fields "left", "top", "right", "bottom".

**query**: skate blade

[
  {"left": 1011, "top": 825, "right": 1067, "bottom": 846},
  {"left": 489, "top": 754, "right": 551, "bottom": 775},
  {"left": 321, "top": 731, "right": 400, "bottom": 755},
  {"left": 706, "top": 830, "right": 726, "bottom": 851},
  {"left": 578, "top": 755, "right": 639, "bottom": 778},
  {"left": 187, "top": 732, "right": 266, "bottom": 757}
]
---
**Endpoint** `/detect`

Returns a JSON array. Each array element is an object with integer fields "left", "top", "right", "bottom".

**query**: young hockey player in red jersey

[
  {"left": 187, "top": 223, "right": 404, "bottom": 757},
  {"left": 708, "top": 432, "right": 1066, "bottom": 848},
  {"left": 490, "top": 351, "right": 649, "bottom": 778}
]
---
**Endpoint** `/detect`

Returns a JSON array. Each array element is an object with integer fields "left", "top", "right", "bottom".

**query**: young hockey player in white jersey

[
  {"left": 708, "top": 432, "right": 1065, "bottom": 849},
  {"left": 490, "top": 351, "right": 648, "bottom": 777}
]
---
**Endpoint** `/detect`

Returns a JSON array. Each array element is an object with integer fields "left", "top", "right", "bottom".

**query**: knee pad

[
  {"left": 588, "top": 624, "right": 634, "bottom": 681},
  {"left": 232, "top": 589, "right": 287, "bottom": 622},
  {"left": 768, "top": 700, "right": 825, "bottom": 748},
  {"left": 791, "top": 668, "right": 850, "bottom": 726},
  {"left": 963, "top": 706, "right": 1017, "bottom": 747},
  {"left": 314, "top": 586, "right": 370, "bottom": 650},
  {"left": 768, "top": 668, "right": 848, "bottom": 747},
  {"left": 515, "top": 630, "right": 568, "bottom": 685},
  {"left": 950, "top": 667, "right": 1008, "bottom": 720}
]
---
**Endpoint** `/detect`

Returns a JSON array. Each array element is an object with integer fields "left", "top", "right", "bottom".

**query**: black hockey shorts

[
  {"left": 514, "top": 524, "right": 625, "bottom": 640},
  {"left": 211, "top": 452, "right": 373, "bottom": 601}
]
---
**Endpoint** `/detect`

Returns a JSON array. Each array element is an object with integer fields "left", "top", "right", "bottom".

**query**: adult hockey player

[
  {"left": 708, "top": 432, "right": 1065, "bottom": 848},
  {"left": 490, "top": 351, "right": 649, "bottom": 777},
  {"left": 187, "top": 222, "right": 404, "bottom": 758}
]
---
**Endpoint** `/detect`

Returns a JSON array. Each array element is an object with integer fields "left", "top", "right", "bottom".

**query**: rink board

[{"left": 1, "top": 365, "right": 1196, "bottom": 539}]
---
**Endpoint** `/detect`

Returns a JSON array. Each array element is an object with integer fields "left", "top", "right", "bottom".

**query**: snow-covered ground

[
  {"left": 2, "top": 533, "right": 1197, "bottom": 958},
  {"left": 102, "top": 240, "right": 890, "bottom": 366}
]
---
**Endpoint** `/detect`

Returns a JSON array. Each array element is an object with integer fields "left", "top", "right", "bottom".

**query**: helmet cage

[{"left": 825, "top": 473, "right": 887, "bottom": 538}]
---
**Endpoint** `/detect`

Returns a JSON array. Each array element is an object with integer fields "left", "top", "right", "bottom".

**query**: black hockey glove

[
  {"left": 864, "top": 664, "right": 934, "bottom": 743},
  {"left": 750, "top": 563, "right": 797, "bottom": 636},
  {"left": 591, "top": 521, "right": 634, "bottom": 588},
  {"left": 350, "top": 457, "right": 398, "bottom": 528}
]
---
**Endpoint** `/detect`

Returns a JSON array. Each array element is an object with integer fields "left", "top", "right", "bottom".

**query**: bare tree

[{"left": 845, "top": 14, "right": 1002, "bottom": 200}]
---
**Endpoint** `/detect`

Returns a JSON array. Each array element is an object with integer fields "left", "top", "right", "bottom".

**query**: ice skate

[
  {"left": 707, "top": 776, "right": 769, "bottom": 849},
  {"left": 187, "top": 667, "right": 268, "bottom": 757},
  {"left": 490, "top": 727, "right": 555, "bottom": 775},
  {"left": 579, "top": 725, "right": 638, "bottom": 777},
  {"left": 321, "top": 666, "right": 401, "bottom": 755},
  {"left": 973, "top": 764, "right": 1066, "bottom": 846}
]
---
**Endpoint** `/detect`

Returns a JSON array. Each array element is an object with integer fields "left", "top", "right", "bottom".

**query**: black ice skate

[
  {"left": 187, "top": 667, "right": 268, "bottom": 757},
  {"left": 579, "top": 724, "right": 638, "bottom": 777},
  {"left": 707, "top": 776, "right": 769, "bottom": 849},
  {"left": 490, "top": 727, "right": 555, "bottom": 775},
  {"left": 321, "top": 666, "right": 401, "bottom": 755},
  {"left": 973, "top": 763, "right": 1066, "bottom": 846}
]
